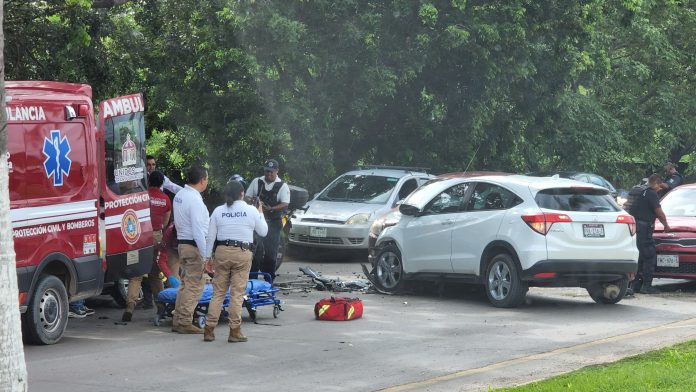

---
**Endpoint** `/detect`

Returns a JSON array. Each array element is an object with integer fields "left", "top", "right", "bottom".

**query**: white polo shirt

[
  {"left": 205, "top": 201, "right": 268, "bottom": 258},
  {"left": 173, "top": 185, "right": 209, "bottom": 256},
  {"left": 246, "top": 176, "right": 290, "bottom": 204}
]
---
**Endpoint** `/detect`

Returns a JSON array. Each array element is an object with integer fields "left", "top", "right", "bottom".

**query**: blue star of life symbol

[{"left": 42, "top": 130, "right": 72, "bottom": 186}]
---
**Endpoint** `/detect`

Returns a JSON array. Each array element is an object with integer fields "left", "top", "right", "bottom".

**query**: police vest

[
  {"left": 258, "top": 179, "right": 284, "bottom": 220},
  {"left": 624, "top": 185, "right": 648, "bottom": 214}
]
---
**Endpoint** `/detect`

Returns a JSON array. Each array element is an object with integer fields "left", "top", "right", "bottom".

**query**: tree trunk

[{"left": 0, "top": 0, "right": 29, "bottom": 389}]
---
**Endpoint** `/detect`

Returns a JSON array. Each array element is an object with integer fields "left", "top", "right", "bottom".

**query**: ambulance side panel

[{"left": 8, "top": 94, "right": 103, "bottom": 308}]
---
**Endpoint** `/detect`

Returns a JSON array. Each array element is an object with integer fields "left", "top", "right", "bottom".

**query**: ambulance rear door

[{"left": 98, "top": 94, "right": 154, "bottom": 281}]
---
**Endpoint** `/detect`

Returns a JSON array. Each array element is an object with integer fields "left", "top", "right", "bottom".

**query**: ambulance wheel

[
  {"left": 273, "top": 305, "right": 280, "bottom": 318},
  {"left": 374, "top": 244, "right": 405, "bottom": 293},
  {"left": 197, "top": 315, "right": 206, "bottom": 329},
  {"left": 22, "top": 275, "right": 68, "bottom": 345}
]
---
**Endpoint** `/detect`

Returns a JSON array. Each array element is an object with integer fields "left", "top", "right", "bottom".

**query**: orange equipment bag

[{"left": 314, "top": 297, "right": 363, "bottom": 321}]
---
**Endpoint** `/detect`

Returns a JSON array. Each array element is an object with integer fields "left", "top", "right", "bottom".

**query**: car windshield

[
  {"left": 661, "top": 188, "right": 696, "bottom": 216},
  {"left": 317, "top": 174, "right": 399, "bottom": 204},
  {"left": 535, "top": 187, "right": 620, "bottom": 212}
]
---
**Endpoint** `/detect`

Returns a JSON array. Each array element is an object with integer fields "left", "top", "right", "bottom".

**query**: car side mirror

[
  {"left": 392, "top": 198, "right": 405, "bottom": 208},
  {"left": 399, "top": 203, "right": 420, "bottom": 216}
]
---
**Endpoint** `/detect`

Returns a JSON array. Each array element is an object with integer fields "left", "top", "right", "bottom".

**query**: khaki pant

[
  {"left": 205, "top": 246, "right": 253, "bottom": 329},
  {"left": 173, "top": 243, "right": 206, "bottom": 327},
  {"left": 126, "top": 230, "right": 164, "bottom": 313}
]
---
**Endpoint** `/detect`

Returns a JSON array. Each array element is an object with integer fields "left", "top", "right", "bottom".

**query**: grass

[{"left": 494, "top": 340, "right": 696, "bottom": 392}]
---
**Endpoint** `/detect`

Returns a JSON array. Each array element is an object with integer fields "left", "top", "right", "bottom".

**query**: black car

[{"left": 526, "top": 171, "right": 618, "bottom": 199}]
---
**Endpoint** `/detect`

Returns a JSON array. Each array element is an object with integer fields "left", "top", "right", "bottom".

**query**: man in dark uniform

[
  {"left": 658, "top": 162, "right": 683, "bottom": 197},
  {"left": 627, "top": 174, "right": 671, "bottom": 294},
  {"left": 246, "top": 159, "right": 290, "bottom": 279}
]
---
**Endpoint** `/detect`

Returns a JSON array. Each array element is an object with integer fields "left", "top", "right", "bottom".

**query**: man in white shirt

[
  {"left": 246, "top": 159, "right": 290, "bottom": 279},
  {"left": 203, "top": 180, "right": 268, "bottom": 343},
  {"left": 147, "top": 155, "right": 183, "bottom": 194},
  {"left": 172, "top": 164, "right": 209, "bottom": 334}
]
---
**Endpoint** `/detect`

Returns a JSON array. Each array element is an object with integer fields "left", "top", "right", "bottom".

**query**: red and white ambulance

[{"left": 6, "top": 81, "right": 154, "bottom": 344}]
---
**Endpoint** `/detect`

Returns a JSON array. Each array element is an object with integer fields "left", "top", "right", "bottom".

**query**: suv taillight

[
  {"left": 522, "top": 213, "right": 572, "bottom": 235},
  {"left": 616, "top": 215, "right": 636, "bottom": 236}
]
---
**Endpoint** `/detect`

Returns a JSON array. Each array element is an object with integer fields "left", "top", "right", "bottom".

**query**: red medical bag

[{"left": 314, "top": 297, "right": 363, "bottom": 321}]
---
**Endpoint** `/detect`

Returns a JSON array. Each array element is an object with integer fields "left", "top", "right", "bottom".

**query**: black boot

[
  {"left": 639, "top": 285, "right": 660, "bottom": 294},
  {"left": 629, "top": 278, "right": 643, "bottom": 293}
]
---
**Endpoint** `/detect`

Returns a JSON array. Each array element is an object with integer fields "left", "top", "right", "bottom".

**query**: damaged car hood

[{"left": 301, "top": 200, "right": 386, "bottom": 222}]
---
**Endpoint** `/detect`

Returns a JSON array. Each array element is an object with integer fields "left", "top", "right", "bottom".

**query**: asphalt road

[{"left": 24, "top": 251, "right": 696, "bottom": 392}]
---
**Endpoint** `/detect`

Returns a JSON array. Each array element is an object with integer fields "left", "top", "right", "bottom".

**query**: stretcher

[{"left": 154, "top": 272, "right": 282, "bottom": 327}]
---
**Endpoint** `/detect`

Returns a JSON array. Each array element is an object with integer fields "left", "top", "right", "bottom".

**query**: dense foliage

[{"left": 4, "top": 0, "right": 695, "bottom": 192}]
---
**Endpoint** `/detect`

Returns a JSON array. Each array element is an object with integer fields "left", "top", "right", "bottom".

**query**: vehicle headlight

[
  {"left": 369, "top": 219, "right": 385, "bottom": 238},
  {"left": 346, "top": 213, "right": 371, "bottom": 225},
  {"left": 369, "top": 211, "right": 402, "bottom": 238}
]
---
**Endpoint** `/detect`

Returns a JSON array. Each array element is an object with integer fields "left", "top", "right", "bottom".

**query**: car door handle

[{"left": 441, "top": 219, "right": 455, "bottom": 225}]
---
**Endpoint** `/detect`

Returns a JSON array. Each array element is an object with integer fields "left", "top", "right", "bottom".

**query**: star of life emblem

[{"left": 42, "top": 130, "right": 72, "bottom": 186}]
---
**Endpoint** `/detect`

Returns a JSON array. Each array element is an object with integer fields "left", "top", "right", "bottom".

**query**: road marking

[{"left": 379, "top": 317, "right": 696, "bottom": 391}]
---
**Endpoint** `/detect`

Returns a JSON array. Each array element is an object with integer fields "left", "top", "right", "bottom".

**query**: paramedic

[
  {"left": 122, "top": 171, "right": 171, "bottom": 322},
  {"left": 172, "top": 164, "right": 209, "bottom": 334},
  {"left": 246, "top": 159, "right": 290, "bottom": 279},
  {"left": 203, "top": 181, "right": 267, "bottom": 343}
]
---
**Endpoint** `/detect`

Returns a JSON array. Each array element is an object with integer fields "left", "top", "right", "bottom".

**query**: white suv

[{"left": 373, "top": 175, "right": 639, "bottom": 307}]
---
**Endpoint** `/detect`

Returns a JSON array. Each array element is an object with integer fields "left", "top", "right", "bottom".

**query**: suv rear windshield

[
  {"left": 317, "top": 174, "right": 399, "bottom": 204},
  {"left": 535, "top": 188, "right": 620, "bottom": 212}
]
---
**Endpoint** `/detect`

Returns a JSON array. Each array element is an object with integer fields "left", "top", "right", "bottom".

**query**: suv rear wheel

[
  {"left": 587, "top": 278, "right": 628, "bottom": 304},
  {"left": 484, "top": 253, "right": 527, "bottom": 308}
]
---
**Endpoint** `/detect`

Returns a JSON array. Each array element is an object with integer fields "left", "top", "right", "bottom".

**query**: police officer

[
  {"left": 203, "top": 181, "right": 268, "bottom": 342},
  {"left": 246, "top": 159, "right": 290, "bottom": 279},
  {"left": 658, "top": 162, "right": 683, "bottom": 197},
  {"left": 627, "top": 174, "right": 671, "bottom": 294},
  {"left": 172, "top": 164, "right": 209, "bottom": 333}
]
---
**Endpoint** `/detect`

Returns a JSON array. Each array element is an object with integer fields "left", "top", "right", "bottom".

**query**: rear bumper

[
  {"left": 105, "top": 246, "right": 154, "bottom": 281},
  {"left": 522, "top": 260, "right": 637, "bottom": 285}
]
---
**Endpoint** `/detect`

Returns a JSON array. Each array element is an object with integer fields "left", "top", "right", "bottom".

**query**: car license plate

[
  {"left": 583, "top": 224, "right": 605, "bottom": 238},
  {"left": 126, "top": 250, "right": 139, "bottom": 265},
  {"left": 657, "top": 254, "right": 679, "bottom": 268},
  {"left": 310, "top": 227, "right": 327, "bottom": 238}
]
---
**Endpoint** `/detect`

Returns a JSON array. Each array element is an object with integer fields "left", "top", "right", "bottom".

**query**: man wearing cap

[{"left": 246, "top": 159, "right": 291, "bottom": 279}]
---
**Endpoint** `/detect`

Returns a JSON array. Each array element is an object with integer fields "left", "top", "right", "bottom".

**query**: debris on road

[{"left": 273, "top": 265, "right": 395, "bottom": 295}]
